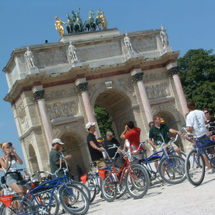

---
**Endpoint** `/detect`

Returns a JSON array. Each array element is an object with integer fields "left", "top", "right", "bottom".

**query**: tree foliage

[
  {"left": 94, "top": 104, "right": 114, "bottom": 138},
  {"left": 177, "top": 49, "right": 215, "bottom": 115}
]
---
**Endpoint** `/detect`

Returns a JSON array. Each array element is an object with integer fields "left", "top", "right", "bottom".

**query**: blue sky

[{"left": 0, "top": 0, "right": 215, "bottom": 173}]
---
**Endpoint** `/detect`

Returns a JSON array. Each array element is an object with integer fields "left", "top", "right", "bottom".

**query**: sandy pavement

[{"left": 87, "top": 173, "right": 215, "bottom": 215}]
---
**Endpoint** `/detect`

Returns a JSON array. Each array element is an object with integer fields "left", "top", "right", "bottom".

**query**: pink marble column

[
  {"left": 76, "top": 81, "right": 100, "bottom": 138},
  {"left": 166, "top": 64, "right": 189, "bottom": 117},
  {"left": 34, "top": 90, "right": 53, "bottom": 147},
  {"left": 131, "top": 69, "right": 153, "bottom": 123},
  {"left": 173, "top": 74, "right": 189, "bottom": 116}
]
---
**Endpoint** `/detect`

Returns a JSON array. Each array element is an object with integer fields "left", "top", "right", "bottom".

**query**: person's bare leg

[
  {"left": 175, "top": 148, "right": 181, "bottom": 156},
  {"left": 10, "top": 183, "right": 24, "bottom": 196},
  {"left": 203, "top": 154, "right": 211, "bottom": 169}
]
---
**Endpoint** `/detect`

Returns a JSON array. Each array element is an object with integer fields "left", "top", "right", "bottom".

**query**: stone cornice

[{"left": 4, "top": 51, "right": 179, "bottom": 105}]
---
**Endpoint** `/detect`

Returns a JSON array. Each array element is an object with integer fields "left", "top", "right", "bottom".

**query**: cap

[
  {"left": 52, "top": 138, "right": 64, "bottom": 145},
  {"left": 85, "top": 122, "right": 96, "bottom": 130}
]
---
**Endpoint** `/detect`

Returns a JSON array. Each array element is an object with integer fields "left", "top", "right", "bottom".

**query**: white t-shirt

[{"left": 186, "top": 110, "right": 208, "bottom": 138}]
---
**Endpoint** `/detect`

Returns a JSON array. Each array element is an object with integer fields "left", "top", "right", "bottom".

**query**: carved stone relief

[
  {"left": 77, "top": 42, "right": 122, "bottom": 61},
  {"left": 46, "top": 100, "right": 78, "bottom": 120},
  {"left": 142, "top": 72, "right": 167, "bottom": 83},
  {"left": 36, "top": 47, "right": 68, "bottom": 68},
  {"left": 118, "top": 79, "right": 135, "bottom": 96},
  {"left": 145, "top": 82, "right": 171, "bottom": 100},
  {"left": 15, "top": 99, "right": 29, "bottom": 133},
  {"left": 44, "top": 89, "right": 76, "bottom": 101},
  {"left": 132, "top": 36, "right": 157, "bottom": 53}
]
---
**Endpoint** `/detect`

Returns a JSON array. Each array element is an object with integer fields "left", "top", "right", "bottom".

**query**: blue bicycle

[
  {"left": 0, "top": 156, "right": 90, "bottom": 215},
  {"left": 137, "top": 134, "right": 186, "bottom": 185},
  {"left": 182, "top": 126, "right": 215, "bottom": 186}
]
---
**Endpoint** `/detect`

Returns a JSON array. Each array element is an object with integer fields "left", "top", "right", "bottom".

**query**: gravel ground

[{"left": 86, "top": 173, "right": 215, "bottom": 215}]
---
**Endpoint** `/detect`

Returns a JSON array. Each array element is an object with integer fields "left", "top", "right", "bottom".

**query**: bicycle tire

[
  {"left": 0, "top": 196, "right": 33, "bottom": 215},
  {"left": 125, "top": 164, "right": 149, "bottom": 199},
  {"left": 58, "top": 184, "right": 89, "bottom": 215},
  {"left": 101, "top": 172, "right": 117, "bottom": 202},
  {"left": 85, "top": 174, "right": 97, "bottom": 203},
  {"left": 185, "top": 149, "right": 205, "bottom": 186},
  {"left": 158, "top": 155, "right": 186, "bottom": 184},
  {"left": 70, "top": 181, "right": 91, "bottom": 203}
]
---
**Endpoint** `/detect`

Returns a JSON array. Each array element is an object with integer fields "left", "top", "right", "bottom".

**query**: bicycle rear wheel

[
  {"left": 58, "top": 184, "right": 89, "bottom": 215},
  {"left": 101, "top": 172, "right": 117, "bottom": 202},
  {"left": 185, "top": 149, "right": 205, "bottom": 186},
  {"left": 125, "top": 164, "right": 149, "bottom": 199},
  {"left": 85, "top": 174, "right": 97, "bottom": 203},
  {"left": 158, "top": 155, "right": 186, "bottom": 184},
  {"left": 0, "top": 196, "right": 33, "bottom": 215}
]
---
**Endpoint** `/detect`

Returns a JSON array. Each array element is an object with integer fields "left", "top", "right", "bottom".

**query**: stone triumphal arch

[{"left": 3, "top": 26, "right": 189, "bottom": 178}]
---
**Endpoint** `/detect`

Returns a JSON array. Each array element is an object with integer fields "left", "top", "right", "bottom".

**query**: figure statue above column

[
  {"left": 160, "top": 24, "right": 169, "bottom": 48},
  {"left": 68, "top": 41, "right": 79, "bottom": 65},
  {"left": 24, "top": 47, "right": 36, "bottom": 69},
  {"left": 123, "top": 31, "right": 137, "bottom": 60}
]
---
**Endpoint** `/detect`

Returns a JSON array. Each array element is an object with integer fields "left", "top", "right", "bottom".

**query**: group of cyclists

[{"left": 0, "top": 99, "right": 214, "bottom": 207}]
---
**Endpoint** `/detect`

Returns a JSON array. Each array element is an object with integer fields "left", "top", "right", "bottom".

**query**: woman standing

[{"left": 0, "top": 142, "right": 25, "bottom": 195}]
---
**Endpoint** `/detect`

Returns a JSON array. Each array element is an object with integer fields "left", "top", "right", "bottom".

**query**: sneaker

[{"left": 206, "top": 168, "right": 214, "bottom": 174}]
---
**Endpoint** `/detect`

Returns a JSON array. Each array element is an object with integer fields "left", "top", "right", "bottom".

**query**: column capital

[
  {"left": 167, "top": 66, "right": 178, "bottom": 77},
  {"left": 131, "top": 69, "right": 144, "bottom": 82},
  {"left": 75, "top": 78, "right": 88, "bottom": 92},
  {"left": 166, "top": 62, "right": 178, "bottom": 77},
  {"left": 33, "top": 90, "right": 45, "bottom": 100}
]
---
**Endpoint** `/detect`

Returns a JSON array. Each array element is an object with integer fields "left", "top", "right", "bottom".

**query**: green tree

[
  {"left": 94, "top": 104, "right": 113, "bottom": 138},
  {"left": 177, "top": 49, "right": 215, "bottom": 115}
]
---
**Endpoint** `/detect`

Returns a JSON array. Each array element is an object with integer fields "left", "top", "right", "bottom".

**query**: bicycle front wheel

[
  {"left": 101, "top": 172, "right": 117, "bottom": 202},
  {"left": 32, "top": 191, "right": 59, "bottom": 215},
  {"left": 85, "top": 174, "right": 97, "bottom": 203},
  {"left": 158, "top": 155, "right": 186, "bottom": 184},
  {"left": 0, "top": 196, "right": 33, "bottom": 215},
  {"left": 185, "top": 149, "right": 205, "bottom": 186},
  {"left": 125, "top": 164, "right": 149, "bottom": 199},
  {"left": 58, "top": 184, "right": 89, "bottom": 215}
]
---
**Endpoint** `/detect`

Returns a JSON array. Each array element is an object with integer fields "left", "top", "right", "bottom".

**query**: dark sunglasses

[{"left": 204, "top": 111, "right": 209, "bottom": 114}]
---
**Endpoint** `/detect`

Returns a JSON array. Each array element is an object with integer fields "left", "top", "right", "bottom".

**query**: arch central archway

[
  {"left": 95, "top": 89, "right": 135, "bottom": 144},
  {"left": 60, "top": 132, "right": 86, "bottom": 180}
]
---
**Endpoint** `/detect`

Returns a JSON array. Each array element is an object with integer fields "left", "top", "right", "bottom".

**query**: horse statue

[
  {"left": 65, "top": 13, "right": 75, "bottom": 33},
  {"left": 83, "top": 10, "right": 96, "bottom": 31},
  {"left": 73, "top": 8, "right": 83, "bottom": 33},
  {"left": 94, "top": 9, "right": 104, "bottom": 30}
]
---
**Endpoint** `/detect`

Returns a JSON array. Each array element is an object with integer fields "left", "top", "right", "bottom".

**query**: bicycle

[
  {"left": 182, "top": 125, "right": 215, "bottom": 186},
  {"left": 138, "top": 134, "right": 186, "bottom": 185},
  {"left": 0, "top": 156, "right": 90, "bottom": 215},
  {"left": 100, "top": 144, "right": 150, "bottom": 202}
]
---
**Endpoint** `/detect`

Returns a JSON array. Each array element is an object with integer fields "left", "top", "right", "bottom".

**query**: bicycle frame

[{"left": 194, "top": 138, "right": 215, "bottom": 164}]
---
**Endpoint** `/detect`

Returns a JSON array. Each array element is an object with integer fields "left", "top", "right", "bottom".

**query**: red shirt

[{"left": 124, "top": 128, "right": 143, "bottom": 151}]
